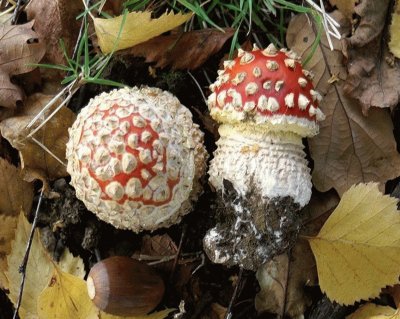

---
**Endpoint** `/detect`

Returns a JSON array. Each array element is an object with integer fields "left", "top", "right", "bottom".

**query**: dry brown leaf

[
  {"left": 0, "top": 215, "right": 18, "bottom": 289},
  {"left": 329, "top": 0, "right": 358, "bottom": 19},
  {"left": 287, "top": 13, "right": 400, "bottom": 196},
  {"left": 0, "top": 93, "right": 76, "bottom": 180},
  {"left": 25, "top": 0, "right": 83, "bottom": 75},
  {"left": 342, "top": 0, "right": 400, "bottom": 112},
  {"left": 0, "top": 21, "right": 45, "bottom": 109},
  {"left": 122, "top": 28, "right": 235, "bottom": 70},
  {"left": 255, "top": 191, "right": 339, "bottom": 318},
  {"left": 139, "top": 234, "right": 178, "bottom": 257},
  {"left": 0, "top": 158, "right": 34, "bottom": 216}
]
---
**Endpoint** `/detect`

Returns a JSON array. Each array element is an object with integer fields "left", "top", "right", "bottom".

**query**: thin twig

[
  {"left": 13, "top": 189, "right": 44, "bottom": 319},
  {"left": 224, "top": 267, "right": 244, "bottom": 319},
  {"left": 169, "top": 225, "right": 186, "bottom": 282},
  {"left": 10, "top": 0, "right": 23, "bottom": 24},
  {"left": 187, "top": 71, "right": 207, "bottom": 104}
]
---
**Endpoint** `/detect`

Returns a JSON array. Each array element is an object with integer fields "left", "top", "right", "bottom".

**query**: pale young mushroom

[
  {"left": 66, "top": 87, "right": 207, "bottom": 232},
  {"left": 203, "top": 44, "right": 325, "bottom": 270}
]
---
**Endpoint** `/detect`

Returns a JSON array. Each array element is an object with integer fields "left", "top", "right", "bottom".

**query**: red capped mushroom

[
  {"left": 203, "top": 44, "right": 325, "bottom": 270},
  {"left": 66, "top": 87, "right": 207, "bottom": 232}
]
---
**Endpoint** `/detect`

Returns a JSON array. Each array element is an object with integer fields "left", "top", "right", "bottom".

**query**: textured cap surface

[
  {"left": 207, "top": 44, "right": 325, "bottom": 137},
  {"left": 66, "top": 87, "right": 207, "bottom": 231}
]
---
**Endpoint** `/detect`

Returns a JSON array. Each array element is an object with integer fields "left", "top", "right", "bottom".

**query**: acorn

[{"left": 87, "top": 256, "right": 165, "bottom": 316}]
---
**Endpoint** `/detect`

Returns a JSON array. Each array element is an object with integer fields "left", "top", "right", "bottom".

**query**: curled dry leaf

[
  {"left": 94, "top": 11, "right": 192, "bottom": 54},
  {"left": 0, "top": 21, "right": 45, "bottom": 110},
  {"left": 0, "top": 93, "right": 76, "bottom": 180},
  {"left": 309, "top": 183, "right": 400, "bottom": 305},
  {"left": 25, "top": 0, "right": 83, "bottom": 79},
  {"left": 287, "top": 13, "right": 400, "bottom": 196},
  {"left": 121, "top": 28, "right": 235, "bottom": 70},
  {"left": 342, "top": 0, "right": 400, "bottom": 112}
]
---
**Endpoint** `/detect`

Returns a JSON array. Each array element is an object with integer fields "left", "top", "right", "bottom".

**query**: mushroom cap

[
  {"left": 207, "top": 45, "right": 325, "bottom": 137},
  {"left": 66, "top": 87, "right": 207, "bottom": 232}
]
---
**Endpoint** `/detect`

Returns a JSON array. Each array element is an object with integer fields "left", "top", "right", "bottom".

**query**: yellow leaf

[
  {"left": 308, "top": 183, "right": 400, "bottom": 305},
  {"left": 37, "top": 268, "right": 98, "bottom": 319},
  {"left": 0, "top": 215, "right": 18, "bottom": 289},
  {"left": 389, "top": 0, "right": 400, "bottom": 58},
  {"left": 6, "top": 212, "right": 54, "bottom": 319},
  {"left": 58, "top": 248, "right": 85, "bottom": 279},
  {"left": 94, "top": 11, "right": 192, "bottom": 54},
  {"left": 99, "top": 308, "right": 174, "bottom": 319},
  {"left": 346, "top": 303, "right": 399, "bottom": 319}
]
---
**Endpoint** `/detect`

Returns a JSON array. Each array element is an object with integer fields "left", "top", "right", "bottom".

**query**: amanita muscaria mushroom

[
  {"left": 203, "top": 44, "right": 325, "bottom": 270},
  {"left": 66, "top": 87, "right": 207, "bottom": 232}
]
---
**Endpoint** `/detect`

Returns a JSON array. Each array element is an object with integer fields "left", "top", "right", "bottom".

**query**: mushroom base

[{"left": 203, "top": 180, "right": 301, "bottom": 270}]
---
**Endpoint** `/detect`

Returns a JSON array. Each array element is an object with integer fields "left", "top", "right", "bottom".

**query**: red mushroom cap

[
  {"left": 207, "top": 44, "right": 325, "bottom": 137},
  {"left": 66, "top": 87, "right": 207, "bottom": 232}
]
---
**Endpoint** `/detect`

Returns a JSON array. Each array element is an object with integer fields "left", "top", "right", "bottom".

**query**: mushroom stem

[{"left": 209, "top": 124, "right": 312, "bottom": 207}]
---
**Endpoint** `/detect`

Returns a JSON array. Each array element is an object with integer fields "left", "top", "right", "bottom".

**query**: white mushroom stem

[{"left": 208, "top": 124, "right": 312, "bottom": 207}]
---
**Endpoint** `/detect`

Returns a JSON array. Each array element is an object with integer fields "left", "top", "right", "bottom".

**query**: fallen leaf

[
  {"left": 255, "top": 241, "right": 319, "bottom": 317},
  {"left": 0, "top": 215, "right": 18, "bottom": 289},
  {"left": 210, "top": 303, "right": 227, "bottom": 319},
  {"left": 6, "top": 212, "right": 54, "bottom": 318},
  {"left": 0, "top": 93, "right": 76, "bottom": 180},
  {"left": 256, "top": 254, "right": 289, "bottom": 316},
  {"left": 346, "top": 303, "right": 399, "bottom": 319},
  {"left": 308, "top": 183, "right": 400, "bottom": 305},
  {"left": 139, "top": 234, "right": 178, "bottom": 257},
  {"left": 25, "top": 0, "right": 83, "bottom": 78},
  {"left": 37, "top": 269, "right": 98, "bottom": 319},
  {"left": 0, "top": 21, "right": 45, "bottom": 109},
  {"left": 99, "top": 309, "right": 174, "bottom": 319},
  {"left": 287, "top": 13, "right": 400, "bottom": 196},
  {"left": 389, "top": 0, "right": 400, "bottom": 58},
  {"left": 342, "top": 0, "right": 400, "bottom": 112},
  {"left": 329, "top": 0, "right": 358, "bottom": 19},
  {"left": 58, "top": 248, "right": 85, "bottom": 279},
  {"left": 94, "top": 10, "right": 192, "bottom": 54},
  {"left": 121, "top": 28, "right": 235, "bottom": 70},
  {"left": 6, "top": 212, "right": 87, "bottom": 318},
  {"left": 0, "top": 158, "right": 34, "bottom": 216}
]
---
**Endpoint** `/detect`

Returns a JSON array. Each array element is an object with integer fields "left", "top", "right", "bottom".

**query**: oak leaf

[
  {"left": 342, "top": 0, "right": 400, "bottom": 112},
  {"left": 389, "top": 0, "right": 400, "bottom": 58},
  {"left": 346, "top": 303, "right": 399, "bottom": 319},
  {"left": 121, "top": 28, "right": 235, "bottom": 70},
  {"left": 308, "top": 183, "right": 400, "bottom": 305},
  {"left": 0, "top": 93, "right": 76, "bottom": 180},
  {"left": 94, "top": 11, "right": 192, "bottom": 54},
  {"left": 25, "top": 0, "right": 83, "bottom": 75},
  {"left": 287, "top": 13, "right": 400, "bottom": 196},
  {"left": 0, "top": 21, "right": 45, "bottom": 109}
]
